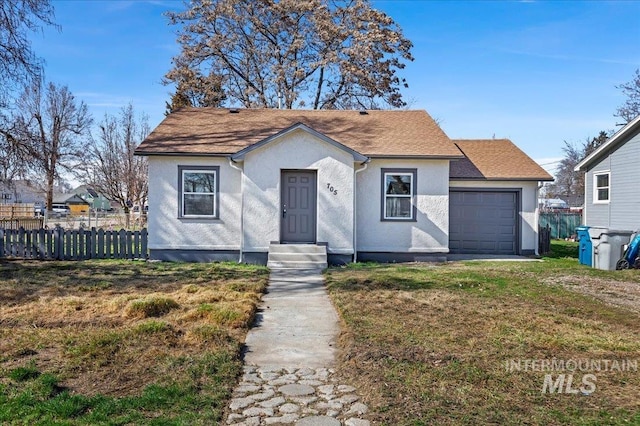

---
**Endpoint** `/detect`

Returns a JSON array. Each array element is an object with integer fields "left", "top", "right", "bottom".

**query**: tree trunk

[
  {"left": 124, "top": 207, "right": 130, "bottom": 229},
  {"left": 46, "top": 172, "right": 54, "bottom": 211}
]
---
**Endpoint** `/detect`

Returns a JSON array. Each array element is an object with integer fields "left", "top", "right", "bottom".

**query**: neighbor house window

[
  {"left": 594, "top": 172, "right": 610, "bottom": 203},
  {"left": 381, "top": 168, "right": 417, "bottom": 221},
  {"left": 178, "top": 166, "right": 220, "bottom": 218}
]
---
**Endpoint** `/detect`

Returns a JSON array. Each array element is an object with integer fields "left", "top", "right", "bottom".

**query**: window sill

[
  {"left": 178, "top": 216, "right": 220, "bottom": 220},
  {"left": 381, "top": 218, "right": 417, "bottom": 222}
]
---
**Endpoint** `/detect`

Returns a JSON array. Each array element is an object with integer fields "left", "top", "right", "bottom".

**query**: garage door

[{"left": 449, "top": 190, "right": 518, "bottom": 254}]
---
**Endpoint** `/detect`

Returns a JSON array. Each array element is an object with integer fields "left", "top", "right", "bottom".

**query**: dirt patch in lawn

[{"left": 545, "top": 275, "right": 640, "bottom": 313}]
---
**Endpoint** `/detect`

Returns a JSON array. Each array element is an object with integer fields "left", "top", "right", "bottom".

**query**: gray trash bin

[{"left": 588, "top": 228, "right": 634, "bottom": 271}]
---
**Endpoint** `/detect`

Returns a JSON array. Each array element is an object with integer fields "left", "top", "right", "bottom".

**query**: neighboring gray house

[
  {"left": 575, "top": 115, "right": 640, "bottom": 231},
  {"left": 0, "top": 180, "right": 45, "bottom": 205}
]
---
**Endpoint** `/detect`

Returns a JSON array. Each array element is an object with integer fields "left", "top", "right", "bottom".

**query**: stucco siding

[
  {"left": 584, "top": 131, "right": 640, "bottom": 230},
  {"left": 448, "top": 180, "right": 540, "bottom": 254},
  {"left": 357, "top": 159, "right": 450, "bottom": 253},
  {"left": 147, "top": 156, "right": 242, "bottom": 251},
  {"left": 242, "top": 128, "right": 355, "bottom": 254}
]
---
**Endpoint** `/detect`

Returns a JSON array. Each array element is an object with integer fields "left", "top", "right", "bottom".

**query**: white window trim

[
  {"left": 593, "top": 171, "right": 610, "bottom": 204},
  {"left": 382, "top": 170, "right": 416, "bottom": 221},
  {"left": 178, "top": 166, "right": 220, "bottom": 218}
]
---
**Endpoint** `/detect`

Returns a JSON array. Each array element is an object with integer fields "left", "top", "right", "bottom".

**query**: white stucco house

[{"left": 134, "top": 108, "right": 552, "bottom": 264}]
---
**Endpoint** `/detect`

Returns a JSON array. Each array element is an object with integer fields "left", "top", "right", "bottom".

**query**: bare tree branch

[
  {"left": 615, "top": 68, "right": 640, "bottom": 123},
  {"left": 78, "top": 103, "right": 149, "bottom": 226},
  {"left": 10, "top": 79, "right": 91, "bottom": 210},
  {"left": 164, "top": 0, "right": 413, "bottom": 109},
  {"left": 0, "top": 0, "right": 57, "bottom": 106}
]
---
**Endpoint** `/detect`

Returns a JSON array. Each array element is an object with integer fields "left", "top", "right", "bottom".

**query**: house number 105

[{"left": 326, "top": 183, "right": 338, "bottom": 195}]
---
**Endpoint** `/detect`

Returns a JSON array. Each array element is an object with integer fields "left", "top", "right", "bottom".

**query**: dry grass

[
  {"left": 327, "top": 244, "right": 640, "bottom": 425},
  {"left": 0, "top": 259, "right": 269, "bottom": 423}
]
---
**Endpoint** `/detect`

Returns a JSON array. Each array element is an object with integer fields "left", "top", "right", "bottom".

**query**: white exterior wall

[
  {"left": 356, "top": 159, "right": 451, "bottom": 253},
  {"left": 242, "top": 129, "right": 356, "bottom": 255},
  {"left": 147, "top": 156, "right": 242, "bottom": 250},
  {"left": 449, "top": 180, "right": 540, "bottom": 254}
]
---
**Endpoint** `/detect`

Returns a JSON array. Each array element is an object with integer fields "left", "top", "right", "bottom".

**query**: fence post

[
  {"left": 38, "top": 228, "right": 45, "bottom": 259},
  {"left": 17, "top": 227, "right": 25, "bottom": 258},
  {"left": 98, "top": 228, "right": 105, "bottom": 259},
  {"left": 54, "top": 226, "right": 63, "bottom": 260},
  {"left": 110, "top": 230, "right": 117, "bottom": 259},
  {"left": 142, "top": 228, "right": 148, "bottom": 259},
  {"left": 25, "top": 229, "right": 32, "bottom": 259},
  {"left": 538, "top": 224, "right": 551, "bottom": 255},
  {"left": 126, "top": 230, "right": 133, "bottom": 259},
  {"left": 133, "top": 230, "right": 140, "bottom": 259},
  {"left": 119, "top": 229, "right": 127, "bottom": 260}
]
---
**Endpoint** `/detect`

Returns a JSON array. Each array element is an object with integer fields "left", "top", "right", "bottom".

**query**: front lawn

[
  {"left": 326, "top": 242, "right": 640, "bottom": 425},
  {"left": 0, "top": 260, "right": 269, "bottom": 424}
]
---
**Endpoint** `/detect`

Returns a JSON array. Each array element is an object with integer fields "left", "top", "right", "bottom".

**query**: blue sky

[{"left": 30, "top": 0, "right": 640, "bottom": 175}]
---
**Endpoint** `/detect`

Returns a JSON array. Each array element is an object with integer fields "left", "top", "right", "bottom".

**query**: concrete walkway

[
  {"left": 225, "top": 268, "right": 371, "bottom": 426},
  {"left": 244, "top": 269, "right": 339, "bottom": 368}
]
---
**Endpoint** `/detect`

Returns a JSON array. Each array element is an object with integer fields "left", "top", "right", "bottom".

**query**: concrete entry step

[{"left": 267, "top": 243, "right": 328, "bottom": 270}]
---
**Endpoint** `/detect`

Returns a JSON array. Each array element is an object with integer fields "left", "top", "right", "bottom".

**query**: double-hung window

[
  {"left": 593, "top": 171, "right": 610, "bottom": 203},
  {"left": 178, "top": 166, "right": 219, "bottom": 218},
  {"left": 381, "top": 168, "right": 417, "bottom": 221}
]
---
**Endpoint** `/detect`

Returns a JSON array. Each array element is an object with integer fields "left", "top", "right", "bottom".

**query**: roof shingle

[
  {"left": 451, "top": 139, "right": 553, "bottom": 181},
  {"left": 135, "top": 108, "right": 463, "bottom": 158}
]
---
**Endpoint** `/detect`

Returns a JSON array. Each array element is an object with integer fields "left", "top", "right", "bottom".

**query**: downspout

[
  {"left": 582, "top": 170, "right": 588, "bottom": 226},
  {"left": 228, "top": 157, "right": 244, "bottom": 263},
  {"left": 353, "top": 159, "right": 370, "bottom": 263},
  {"left": 536, "top": 181, "right": 544, "bottom": 256}
]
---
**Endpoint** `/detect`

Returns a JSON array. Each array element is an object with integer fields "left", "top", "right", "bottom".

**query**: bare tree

[
  {"left": 82, "top": 104, "right": 149, "bottom": 226},
  {"left": 0, "top": 0, "right": 57, "bottom": 193},
  {"left": 0, "top": 0, "right": 57, "bottom": 105},
  {"left": 165, "top": 0, "right": 413, "bottom": 110},
  {"left": 0, "top": 126, "right": 27, "bottom": 183},
  {"left": 11, "top": 79, "right": 92, "bottom": 210},
  {"left": 546, "top": 131, "right": 609, "bottom": 201},
  {"left": 615, "top": 68, "right": 640, "bottom": 123}
]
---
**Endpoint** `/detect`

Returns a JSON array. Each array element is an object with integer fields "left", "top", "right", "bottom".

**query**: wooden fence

[
  {"left": 539, "top": 212, "right": 583, "bottom": 239},
  {"left": 0, "top": 203, "right": 34, "bottom": 219},
  {"left": 539, "top": 224, "right": 552, "bottom": 255},
  {"left": 0, "top": 218, "right": 44, "bottom": 230},
  {"left": 0, "top": 227, "right": 148, "bottom": 260}
]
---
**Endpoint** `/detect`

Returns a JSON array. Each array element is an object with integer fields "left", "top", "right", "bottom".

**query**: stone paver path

[
  {"left": 224, "top": 269, "right": 371, "bottom": 426},
  {"left": 225, "top": 366, "right": 370, "bottom": 425}
]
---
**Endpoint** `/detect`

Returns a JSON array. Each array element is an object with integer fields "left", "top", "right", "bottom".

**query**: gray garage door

[{"left": 449, "top": 190, "right": 518, "bottom": 254}]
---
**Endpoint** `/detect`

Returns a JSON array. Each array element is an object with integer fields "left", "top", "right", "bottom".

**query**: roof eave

[
  {"left": 367, "top": 154, "right": 465, "bottom": 160},
  {"left": 134, "top": 151, "right": 232, "bottom": 157},
  {"left": 574, "top": 114, "right": 640, "bottom": 171},
  {"left": 450, "top": 177, "right": 554, "bottom": 182}
]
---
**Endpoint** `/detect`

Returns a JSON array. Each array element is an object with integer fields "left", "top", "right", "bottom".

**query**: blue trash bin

[{"left": 576, "top": 226, "right": 592, "bottom": 266}]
